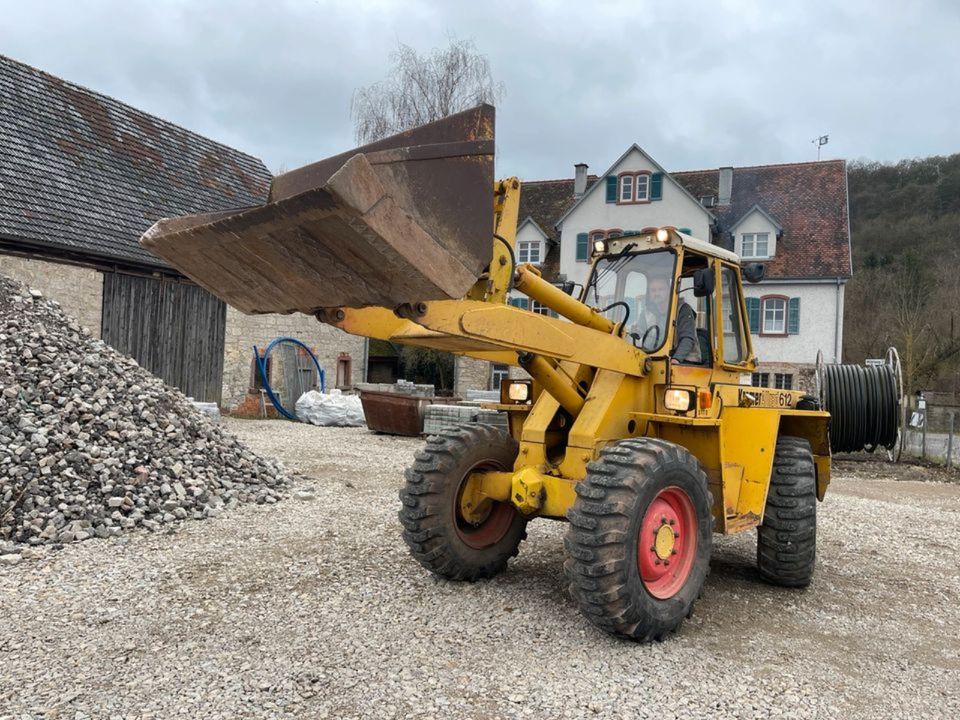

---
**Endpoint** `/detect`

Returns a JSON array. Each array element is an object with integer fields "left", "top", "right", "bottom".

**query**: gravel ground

[{"left": 2, "top": 419, "right": 959, "bottom": 719}]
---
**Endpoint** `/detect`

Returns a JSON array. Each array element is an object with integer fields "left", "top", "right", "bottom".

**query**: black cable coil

[{"left": 819, "top": 363, "right": 900, "bottom": 453}]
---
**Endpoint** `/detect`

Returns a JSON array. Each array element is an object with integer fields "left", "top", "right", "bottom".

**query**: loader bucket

[{"left": 140, "top": 105, "right": 496, "bottom": 314}]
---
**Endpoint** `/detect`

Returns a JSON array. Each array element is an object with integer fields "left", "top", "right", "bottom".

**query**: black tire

[
  {"left": 757, "top": 436, "right": 817, "bottom": 587},
  {"left": 564, "top": 439, "right": 713, "bottom": 642},
  {"left": 399, "top": 424, "right": 527, "bottom": 581}
]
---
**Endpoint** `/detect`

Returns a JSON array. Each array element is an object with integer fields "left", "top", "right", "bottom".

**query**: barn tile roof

[
  {"left": 0, "top": 54, "right": 271, "bottom": 270},
  {"left": 673, "top": 160, "right": 851, "bottom": 279}
]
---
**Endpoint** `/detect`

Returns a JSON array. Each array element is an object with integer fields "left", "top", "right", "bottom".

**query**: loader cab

[{"left": 583, "top": 228, "right": 755, "bottom": 374}]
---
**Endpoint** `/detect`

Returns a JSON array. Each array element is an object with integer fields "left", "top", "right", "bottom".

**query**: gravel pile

[{"left": 0, "top": 274, "right": 288, "bottom": 551}]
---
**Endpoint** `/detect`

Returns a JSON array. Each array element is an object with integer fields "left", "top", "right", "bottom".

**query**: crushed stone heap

[{"left": 0, "top": 274, "right": 289, "bottom": 547}]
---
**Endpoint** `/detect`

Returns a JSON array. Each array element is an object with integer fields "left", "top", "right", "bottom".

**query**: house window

[
  {"left": 618, "top": 173, "right": 652, "bottom": 203},
  {"left": 509, "top": 297, "right": 529, "bottom": 310},
  {"left": 517, "top": 240, "right": 541, "bottom": 264},
  {"left": 774, "top": 373, "right": 793, "bottom": 390},
  {"left": 491, "top": 364, "right": 509, "bottom": 391},
  {"left": 250, "top": 354, "right": 271, "bottom": 391},
  {"left": 751, "top": 372, "right": 769, "bottom": 387},
  {"left": 531, "top": 301, "right": 550, "bottom": 315},
  {"left": 761, "top": 297, "right": 787, "bottom": 335},
  {"left": 635, "top": 174, "right": 649, "bottom": 201},
  {"left": 336, "top": 353, "right": 352, "bottom": 387},
  {"left": 742, "top": 232, "right": 770, "bottom": 259},
  {"left": 606, "top": 229, "right": 623, "bottom": 239}
]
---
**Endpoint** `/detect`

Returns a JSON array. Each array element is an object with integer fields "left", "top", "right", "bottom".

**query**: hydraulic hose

[
  {"left": 253, "top": 337, "right": 326, "bottom": 421},
  {"left": 818, "top": 359, "right": 900, "bottom": 453}
]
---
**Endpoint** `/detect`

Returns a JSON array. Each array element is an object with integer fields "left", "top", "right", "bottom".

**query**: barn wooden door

[{"left": 101, "top": 272, "right": 226, "bottom": 403}]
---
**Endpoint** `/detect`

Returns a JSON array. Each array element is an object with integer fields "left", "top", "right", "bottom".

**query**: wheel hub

[
  {"left": 654, "top": 522, "right": 676, "bottom": 560},
  {"left": 454, "top": 461, "right": 518, "bottom": 550},
  {"left": 637, "top": 487, "right": 697, "bottom": 600}
]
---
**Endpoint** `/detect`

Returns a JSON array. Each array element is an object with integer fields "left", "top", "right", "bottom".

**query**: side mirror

[
  {"left": 693, "top": 268, "right": 715, "bottom": 297},
  {"left": 742, "top": 263, "right": 765, "bottom": 283},
  {"left": 560, "top": 281, "right": 576, "bottom": 296}
]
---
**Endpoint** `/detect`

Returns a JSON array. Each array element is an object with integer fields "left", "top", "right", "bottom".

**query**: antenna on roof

[{"left": 812, "top": 134, "right": 829, "bottom": 160}]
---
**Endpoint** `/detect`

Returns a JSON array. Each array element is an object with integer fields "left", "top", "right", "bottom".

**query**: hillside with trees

[{"left": 844, "top": 154, "right": 960, "bottom": 396}]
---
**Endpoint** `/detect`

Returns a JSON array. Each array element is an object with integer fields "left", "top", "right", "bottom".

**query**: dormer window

[
  {"left": 731, "top": 206, "right": 781, "bottom": 259},
  {"left": 620, "top": 175, "right": 633, "bottom": 202},
  {"left": 517, "top": 240, "right": 542, "bottom": 265},
  {"left": 741, "top": 232, "right": 770, "bottom": 259}
]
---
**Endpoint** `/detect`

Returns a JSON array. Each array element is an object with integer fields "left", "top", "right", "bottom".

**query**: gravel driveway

[{"left": 2, "top": 419, "right": 959, "bottom": 719}]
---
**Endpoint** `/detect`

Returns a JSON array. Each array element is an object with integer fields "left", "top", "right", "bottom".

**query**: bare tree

[{"left": 351, "top": 37, "right": 504, "bottom": 143}]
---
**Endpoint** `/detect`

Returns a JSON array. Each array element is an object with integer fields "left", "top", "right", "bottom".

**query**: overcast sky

[{"left": 2, "top": 0, "right": 958, "bottom": 179}]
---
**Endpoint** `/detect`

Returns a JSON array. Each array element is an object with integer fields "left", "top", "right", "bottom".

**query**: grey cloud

[{"left": 2, "top": 0, "right": 958, "bottom": 180}]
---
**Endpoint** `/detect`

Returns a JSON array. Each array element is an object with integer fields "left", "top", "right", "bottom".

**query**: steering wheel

[{"left": 640, "top": 324, "right": 660, "bottom": 351}]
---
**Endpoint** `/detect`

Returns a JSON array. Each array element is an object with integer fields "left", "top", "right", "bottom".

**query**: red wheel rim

[
  {"left": 453, "top": 462, "right": 516, "bottom": 550},
  {"left": 637, "top": 487, "right": 698, "bottom": 599}
]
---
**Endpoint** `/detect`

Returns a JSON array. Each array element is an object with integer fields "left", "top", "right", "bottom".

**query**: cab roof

[{"left": 602, "top": 227, "right": 741, "bottom": 265}]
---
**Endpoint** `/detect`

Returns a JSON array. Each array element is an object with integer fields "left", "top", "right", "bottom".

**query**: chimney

[
  {"left": 574, "top": 163, "right": 589, "bottom": 198},
  {"left": 718, "top": 166, "right": 733, "bottom": 205}
]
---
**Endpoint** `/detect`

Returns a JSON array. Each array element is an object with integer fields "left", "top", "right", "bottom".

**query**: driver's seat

[{"left": 679, "top": 328, "right": 711, "bottom": 365}]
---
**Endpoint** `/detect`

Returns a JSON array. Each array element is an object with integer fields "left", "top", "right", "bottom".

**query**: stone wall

[
  {"left": 222, "top": 308, "right": 366, "bottom": 410},
  {"left": 753, "top": 361, "right": 816, "bottom": 393},
  {"left": 454, "top": 356, "right": 492, "bottom": 396},
  {"left": 453, "top": 357, "right": 531, "bottom": 396},
  {"left": 0, "top": 254, "right": 103, "bottom": 337}
]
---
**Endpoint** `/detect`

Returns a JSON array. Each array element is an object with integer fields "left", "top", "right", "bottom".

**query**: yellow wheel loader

[{"left": 142, "top": 105, "right": 839, "bottom": 641}]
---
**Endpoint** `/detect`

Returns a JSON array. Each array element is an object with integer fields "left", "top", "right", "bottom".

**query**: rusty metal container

[
  {"left": 359, "top": 389, "right": 443, "bottom": 436},
  {"left": 140, "top": 105, "right": 495, "bottom": 315}
]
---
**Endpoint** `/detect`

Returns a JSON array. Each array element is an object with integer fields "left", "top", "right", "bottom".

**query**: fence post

[
  {"left": 921, "top": 407, "right": 927, "bottom": 460},
  {"left": 948, "top": 412, "right": 955, "bottom": 469}
]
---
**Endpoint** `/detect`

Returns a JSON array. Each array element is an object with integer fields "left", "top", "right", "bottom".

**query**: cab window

[{"left": 720, "top": 265, "right": 748, "bottom": 364}]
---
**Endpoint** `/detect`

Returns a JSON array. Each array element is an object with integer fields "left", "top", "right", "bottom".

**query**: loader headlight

[
  {"left": 502, "top": 379, "right": 532, "bottom": 404},
  {"left": 656, "top": 228, "right": 670, "bottom": 243},
  {"left": 593, "top": 239, "right": 607, "bottom": 254},
  {"left": 663, "top": 387, "right": 694, "bottom": 412}
]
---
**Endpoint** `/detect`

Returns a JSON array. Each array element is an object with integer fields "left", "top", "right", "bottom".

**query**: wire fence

[{"left": 902, "top": 395, "right": 958, "bottom": 467}]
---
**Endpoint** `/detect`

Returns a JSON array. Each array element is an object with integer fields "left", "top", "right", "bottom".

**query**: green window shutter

[
  {"left": 576, "top": 232, "right": 589, "bottom": 261},
  {"left": 650, "top": 172, "right": 663, "bottom": 200},
  {"left": 746, "top": 298, "right": 760, "bottom": 334},
  {"left": 788, "top": 297, "right": 800, "bottom": 334},
  {"left": 605, "top": 176, "right": 617, "bottom": 203}
]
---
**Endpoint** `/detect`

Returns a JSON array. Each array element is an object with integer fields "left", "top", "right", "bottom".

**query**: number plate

[{"left": 739, "top": 389, "right": 796, "bottom": 409}]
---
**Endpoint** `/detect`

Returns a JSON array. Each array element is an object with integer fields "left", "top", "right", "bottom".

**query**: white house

[{"left": 551, "top": 151, "right": 851, "bottom": 392}]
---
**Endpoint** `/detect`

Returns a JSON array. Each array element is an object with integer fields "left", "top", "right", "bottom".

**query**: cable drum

[{"left": 816, "top": 347, "right": 902, "bottom": 456}]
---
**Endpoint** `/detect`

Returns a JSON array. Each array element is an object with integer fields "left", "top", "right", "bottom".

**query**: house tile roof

[
  {"left": 673, "top": 160, "right": 851, "bottom": 279},
  {"left": 518, "top": 176, "right": 597, "bottom": 281},
  {"left": 0, "top": 54, "right": 271, "bottom": 270}
]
